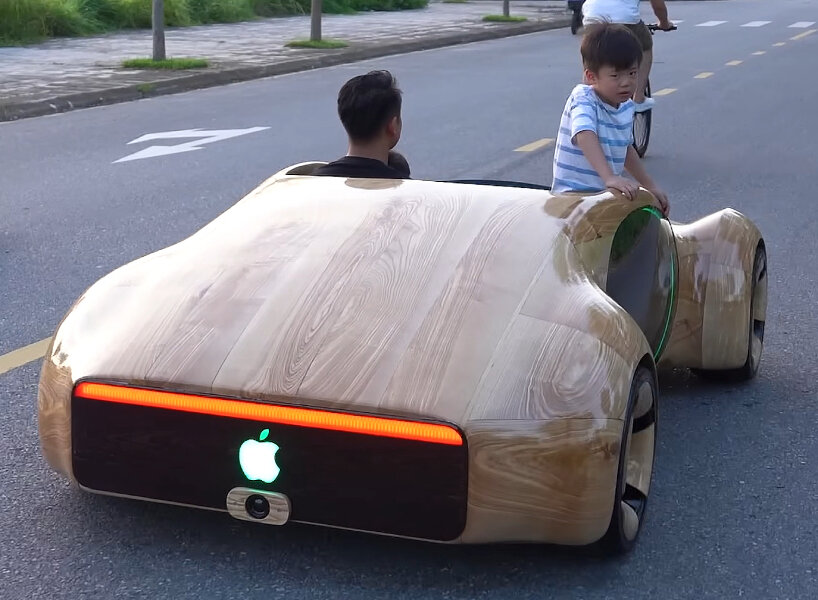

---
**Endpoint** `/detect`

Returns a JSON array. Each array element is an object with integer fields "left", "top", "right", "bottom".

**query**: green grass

[
  {"left": 123, "top": 57, "right": 209, "bottom": 69},
  {"left": 482, "top": 14, "right": 527, "bottom": 22},
  {"left": 285, "top": 38, "right": 348, "bottom": 48},
  {"left": 0, "top": 0, "right": 428, "bottom": 45}
]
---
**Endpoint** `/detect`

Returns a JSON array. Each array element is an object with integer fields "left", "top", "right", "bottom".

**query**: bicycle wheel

[{"left": 632, "top": 80, "right": 651, "bottom": 158}]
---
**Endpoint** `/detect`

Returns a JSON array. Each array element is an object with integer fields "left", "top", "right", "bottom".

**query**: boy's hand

[
  {"left": 604, "top": 175, "right": 640, "bottom": 201},
  {"left": 648, "top": 186, "right": 670, "bottom": 216}
]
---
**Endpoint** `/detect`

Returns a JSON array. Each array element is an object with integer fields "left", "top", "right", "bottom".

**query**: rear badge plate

[{"left": 227, "top": 487, "right": 290, "bottom": 525}]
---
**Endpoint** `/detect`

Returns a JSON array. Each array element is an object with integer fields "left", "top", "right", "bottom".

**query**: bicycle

[
  {"left": 568, "top": 0, "right": 585, "bottom": 35},
  {"left": 632, "top": 23, "right": 676, "bottom": 158}
]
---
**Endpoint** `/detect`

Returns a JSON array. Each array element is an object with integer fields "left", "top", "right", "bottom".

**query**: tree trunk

[
  {"left": 503, "top": 0, "right": 509, "bottom": 17},
  {"left": 152, "top": 0, "right": 166, "bottom": 61},
  {"left": 311, "top": 0, "right": 322, "bottom": 41}
]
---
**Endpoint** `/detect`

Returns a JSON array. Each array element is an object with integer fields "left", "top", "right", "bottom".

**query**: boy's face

[{"left": 585, "top": 62, "right": 640, "bottom": 106}]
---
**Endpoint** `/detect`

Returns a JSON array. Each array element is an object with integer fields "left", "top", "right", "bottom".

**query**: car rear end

[{"left": 66, "top": 380, "right": 470, "bottom": 542}]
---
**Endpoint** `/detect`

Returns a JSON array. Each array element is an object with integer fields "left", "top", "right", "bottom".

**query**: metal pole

[
  {"left": 153, "top": 0, "right": 166, "bottom": 61},
  {"left": 502, "top": 0, "right": 509, "bottom": 17},
  {"left": 310, "top": 0, "right": 322, "bottom": 41}
]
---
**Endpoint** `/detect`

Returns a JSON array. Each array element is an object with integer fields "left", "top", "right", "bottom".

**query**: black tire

[
  {"left": 598, "top": 365, "right": 658, "bottom": 555},
  {"left": 693, "top": 243, "right": 767, "bottom": 382},
  {"left": 632, "top": 80, "right": 652, "bottom": 158}
]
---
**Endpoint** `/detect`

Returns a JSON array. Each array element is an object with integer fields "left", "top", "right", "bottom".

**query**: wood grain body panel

[
  {"left": 458, "top": 419, "right": 621, "bottom": 544},
  {"left": 38, "top": 338, "right": 75, "bottom": 480},
  {"left": 520, "top": 234, "right": 649, "bottom": 367},
  {"left": 222, "top": 191, "right": 432, "bottom": 398},
  {"left": 659, "top": 209, "right": 763, "bottom": 369},
  {"left": 375, "top": 198, "right": 564, "bottom": 423},
  {"left": 37, "top": 178, "right": 645, "bottom": 479},
  {"left": 40, "top": 174, "right": 765, "bottom": 544}
]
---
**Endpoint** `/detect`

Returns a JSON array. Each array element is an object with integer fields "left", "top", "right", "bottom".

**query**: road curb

[{"left": 0, "top": 17, "right": 570, "bottom": 122}]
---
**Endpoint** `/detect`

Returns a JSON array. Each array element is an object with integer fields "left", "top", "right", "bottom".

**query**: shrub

[
  {"left": 186, "top": 0, "right": 255, "bottom": 23},
  {"left": 347, "top": 0, "right": 427, "bottom": 10},
  {"left": 0, "top": 0, "right": 429, "bottom": 45},
  {"left": 0, "top": 0, "right": 92, "bottom": 42}
]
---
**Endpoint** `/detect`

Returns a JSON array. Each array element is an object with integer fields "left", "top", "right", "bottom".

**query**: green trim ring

[{"left": 639, "top": 206, "right": 678, "bottom": 361}]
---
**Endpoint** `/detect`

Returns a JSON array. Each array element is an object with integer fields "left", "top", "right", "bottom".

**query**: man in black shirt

[{"left": 314, "top": 70, "right": 410, "bottom": 179}]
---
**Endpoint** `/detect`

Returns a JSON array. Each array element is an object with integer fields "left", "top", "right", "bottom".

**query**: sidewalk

[{"left": 0, "top": 1, "right": 570, "bottom": 122}]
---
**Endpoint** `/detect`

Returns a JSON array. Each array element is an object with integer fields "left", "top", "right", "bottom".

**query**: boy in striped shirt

[{"left": 551, "top": 22, "right": 669, "bottom": 215}]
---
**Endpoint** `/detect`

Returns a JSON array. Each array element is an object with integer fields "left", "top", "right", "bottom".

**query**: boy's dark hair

[
  {"left": 581, "top": 22, "right": 643, "bottom": 72},
  {"left": 337, "top": 70, "right": 402, "bottom": 142}
]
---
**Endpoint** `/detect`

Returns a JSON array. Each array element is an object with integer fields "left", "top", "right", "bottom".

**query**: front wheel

[
  {"left": 598, "top": 365, "right": 658, "bottom": 554},
  {"left": 632, "top": 80, "right": 652, "bottom": 158},
  {"left": 693, "top": 243, "right": 768, "bottom": 382}
]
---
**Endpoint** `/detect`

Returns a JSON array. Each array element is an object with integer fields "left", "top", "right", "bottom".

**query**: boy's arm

[
  {"left": 574, "top": 130, "right": 640, "bottom": 200},
  {"left": 624, "top": 145, "right": 670, "bottom": 215}
]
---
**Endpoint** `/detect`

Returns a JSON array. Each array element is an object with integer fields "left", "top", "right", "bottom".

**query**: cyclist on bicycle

[{"left": 582, "top": 0, "right": 673, "bottom": 112}]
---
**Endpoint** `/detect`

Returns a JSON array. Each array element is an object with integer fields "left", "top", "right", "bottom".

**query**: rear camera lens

[{"left": 245, "top": 494, "right": 270, "bottom": 519}]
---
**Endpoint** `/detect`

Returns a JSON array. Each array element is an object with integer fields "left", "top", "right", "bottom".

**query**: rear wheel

[
  {"left": 693, "top": 243, "right": 767, "bottom": 382},
  {"left": 632, "top": 80, "right": 652, "bottom": 158},
  {"left": 598, "top": 365, "right": 657, "bottom": 554}
]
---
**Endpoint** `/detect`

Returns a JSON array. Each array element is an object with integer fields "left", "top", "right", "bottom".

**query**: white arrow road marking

[{"left": 114, "top": 127, "right": 270, "bottom": 163}]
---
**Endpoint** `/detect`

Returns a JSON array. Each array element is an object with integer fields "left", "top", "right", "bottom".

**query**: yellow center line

[
  {"left": 726, "top": 60, "right": 743, "bottom": 66},
  {"left": 515, "top": 138, "right": 554, "bottom": 152},
  {"left": 653, "top": 88, "right": 677, "bottom": 96},
  {"left": 791, "top": 29, "right": 816, "bottom": 41},
  {"left": 694, "top": 72, "right": 714, "bottom": 79},
  {"left": 752, "top": 51, "right": 767, "bottom": 55},
  {"left": 0, "top": 338, "right": 52, "bottom": 376},
  {"left": 773, "top": 42, "right": 786, "bottom": 47}
]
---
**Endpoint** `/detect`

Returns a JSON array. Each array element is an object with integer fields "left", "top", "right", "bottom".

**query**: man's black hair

[
  {"left": 337, "top": 70, "right": 402, "bottom": 142},
  {"left": 581, "top": 22, "right": 643, "bottom": 72}
]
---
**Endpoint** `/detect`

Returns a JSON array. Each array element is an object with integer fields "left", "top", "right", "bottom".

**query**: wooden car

[{"left": 38, "top": 163, "right": 767, "bottom": 554}]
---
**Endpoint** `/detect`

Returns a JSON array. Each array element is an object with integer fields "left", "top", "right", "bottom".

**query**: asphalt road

[{"left": 2, "top": 0, "right": 817, "bottom": 598}]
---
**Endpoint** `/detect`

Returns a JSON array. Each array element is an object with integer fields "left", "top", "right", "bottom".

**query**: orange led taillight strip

[{"left": 74, "top": 382, "right": 463, "bottom": 446}]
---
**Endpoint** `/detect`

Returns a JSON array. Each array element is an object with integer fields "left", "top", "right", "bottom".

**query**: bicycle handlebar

[{"left": 647, "top": 23, "right": 678, "bottom": 31}]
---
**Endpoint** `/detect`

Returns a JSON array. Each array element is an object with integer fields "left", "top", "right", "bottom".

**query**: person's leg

[
  {"left": 635, "top": 48, "right": 652, "bottom": 103},
  {"left": 626, "top": 22, "right": 654, "bottom": 110}
]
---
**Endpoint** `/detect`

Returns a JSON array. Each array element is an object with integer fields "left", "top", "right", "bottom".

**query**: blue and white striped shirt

[{"left": 551, "top": 85, "right": 634, "bottom": 194}]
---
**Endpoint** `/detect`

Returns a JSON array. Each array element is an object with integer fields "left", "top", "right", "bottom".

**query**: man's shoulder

[{"left": 313, "top": 156, "right": 404, "bottom": 179}]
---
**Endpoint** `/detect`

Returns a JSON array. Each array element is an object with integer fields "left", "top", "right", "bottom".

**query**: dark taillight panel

[{"left": 71, "top": 382, "right": 468, "bottom": 541}]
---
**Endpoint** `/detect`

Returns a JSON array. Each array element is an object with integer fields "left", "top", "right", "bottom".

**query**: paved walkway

[{"left": 0, "top": 1, "right": 570, "bottom": 120}]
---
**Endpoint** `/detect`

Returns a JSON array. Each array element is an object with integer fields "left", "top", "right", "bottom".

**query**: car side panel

[{"left": 459, "top": 418, "right": 622, "bottom": 545}]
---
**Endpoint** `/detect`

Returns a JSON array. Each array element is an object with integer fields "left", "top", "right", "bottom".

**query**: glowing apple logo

[{"left": 239, "top": 429, "right": 280, "bottom": 483}]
